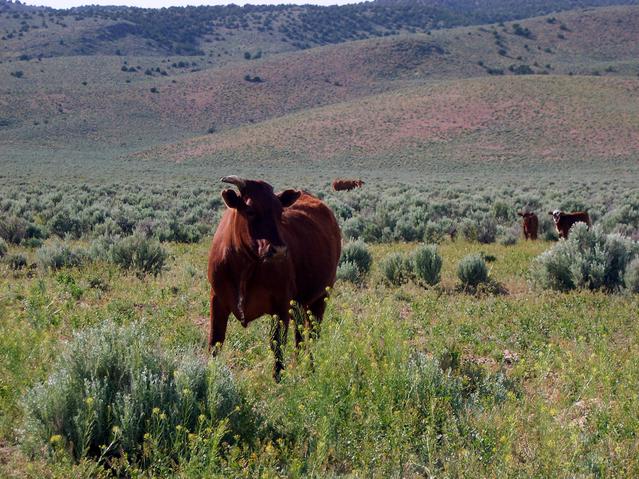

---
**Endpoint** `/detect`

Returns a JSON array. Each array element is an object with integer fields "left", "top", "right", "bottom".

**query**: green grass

[{"left": 1, "top": 238, "right": 638, "bottom": 477}]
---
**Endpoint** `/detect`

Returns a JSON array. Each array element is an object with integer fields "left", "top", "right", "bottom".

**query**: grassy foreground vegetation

[{"left": 1, "top": 235, "right": 638, "bottom": 477}]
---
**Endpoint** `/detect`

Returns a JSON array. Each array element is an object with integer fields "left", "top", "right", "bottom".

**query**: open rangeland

[
  {"left": 1, "top": 1, "right": 639, "bottom": 477},
  {"left": 1, "top": 235, "right": 639, "bottom": 477}
]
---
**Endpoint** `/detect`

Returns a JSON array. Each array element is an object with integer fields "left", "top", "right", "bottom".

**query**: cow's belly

[{"left": 229, "top": 272, "right": 294, "bottom": 325}]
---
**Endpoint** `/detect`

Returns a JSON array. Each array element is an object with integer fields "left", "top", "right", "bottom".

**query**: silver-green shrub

[
  {"left": 625, "top": 258, "right": 639, "bottom": 293},
  {"left": 110, "top": 234, "right": 167, "bottom": 276},
  {"left": 5, "top": 252, "right": 27, "bottom": 270},
  {"left": 531, "top": 223, "right": 638, "bottom": 292},
  {"left": 380, "top": 253, "right": 411, "bottom": 286},
  {"left": 459, "top": 219, "right": 477, "bottom": 242},
  {"left": 423, "top": 221, "right": 446, "bottom": 244},
  {"left": 477, "top": 215, "right": 497, "bottom": 244},
  {"left": 457, "top": 254, "right": 489, "bottom": 288},
  {"left": 23, "top": 321, "right": 246, "bottom": 462},
  {"left": 411, "top": 244, "right": 442, "bottom": 286},
  {"left": 37, "top": 242, "right": 86, "bottom": 270},
  {"left": 338, "top": 241, "right": 372, "bottom": 284},
  {"left": 0, "top": 238, "right": 7, "bottom": 258}
]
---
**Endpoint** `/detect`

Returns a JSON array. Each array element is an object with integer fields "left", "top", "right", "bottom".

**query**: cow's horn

[{"left": 220, "top": 175, "right": 247, "bottom": 189}]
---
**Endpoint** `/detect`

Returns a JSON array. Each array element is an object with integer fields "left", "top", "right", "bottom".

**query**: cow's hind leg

[
  {"left": 209, "top": 292, "right": 229, "bottom": 355},
  {"left": 270, "top": 311, "right": 290, "bottom": 382}
]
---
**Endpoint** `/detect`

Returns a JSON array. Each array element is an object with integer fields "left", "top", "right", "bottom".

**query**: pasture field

[
  {"left": 1, "top": 2, "right": 639, "bottom": 476},
  {"left": 1, "top": 237, "right": 639, "bottom": 477},
  {"left": 1, "top": 183, "right": 638, "bottom": 476}
]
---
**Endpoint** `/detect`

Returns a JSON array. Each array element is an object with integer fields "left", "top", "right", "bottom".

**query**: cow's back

[{"left": 282, "top": 192, "right": 341, "bottom": 304}]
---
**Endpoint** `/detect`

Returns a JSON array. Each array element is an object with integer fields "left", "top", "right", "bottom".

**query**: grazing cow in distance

[
  {"left": 517, "top": 211, "right": 538, "bottom": 240},
  {"left": 332, "top": 178, "right": 365, "bottom": 191},
  {"left": 208, "top": 176, "right": 341, "bottom": 381},
  {"left": 549, "top": 210, "right": 591, "bottom": 239}
]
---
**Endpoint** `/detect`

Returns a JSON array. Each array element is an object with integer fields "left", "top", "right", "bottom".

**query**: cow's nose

[
  {"left": 258, "top": 241, "right": 287, "bottom": 260},
  {"left": 272, "top": 245, "right": 288, "bottom": 258}
]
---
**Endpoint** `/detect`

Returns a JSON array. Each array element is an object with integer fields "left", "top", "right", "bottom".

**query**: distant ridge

[{"left": 1, "top": 0, "right": 637, "bottom": 57}]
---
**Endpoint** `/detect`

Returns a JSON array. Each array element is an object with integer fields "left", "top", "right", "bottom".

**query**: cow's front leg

[
  {"left": 270, "top": 309, "right": 290, "bottom": 382},
  {"left": 208, "top": 292, "right": 229, "bottom": 355}
]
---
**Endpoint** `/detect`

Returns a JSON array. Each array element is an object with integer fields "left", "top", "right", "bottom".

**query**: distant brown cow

[
  {"left": 208, "top": 176, "right": 341, "bottom": 381},
  {"left": 549, "top": 210, "right": 591, "bottom": 239},
  {"left": 517, "top": 211, "right": 538, "bottom": 240},
  {"left": 332, "top": 178, "right": 365, "bottom": 191}
]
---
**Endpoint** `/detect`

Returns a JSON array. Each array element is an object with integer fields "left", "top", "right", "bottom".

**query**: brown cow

[
  {"left": 517, "top": 211, "right": 538, "bottom": 240},
  {"left": 208, "top": 176, "right": 341, "bottom": 381},
  {"left": 332, "top": 178, "right": 365, "bottom": 191},
  {"left": 548, "top": 210, "right": 591, "bottom": 239}
]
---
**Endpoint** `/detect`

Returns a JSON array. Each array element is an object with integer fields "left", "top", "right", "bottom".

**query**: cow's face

[
  {"left": 549, "top": 210, "right": 562, "bottom": 224},
  {"left": 222, "top": 178, "right": 301, "bottom": 261}
]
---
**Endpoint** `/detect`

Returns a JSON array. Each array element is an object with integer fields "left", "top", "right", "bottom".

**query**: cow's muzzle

[{"left": 257, "top": 240, "right": 288, "bottom": 261}]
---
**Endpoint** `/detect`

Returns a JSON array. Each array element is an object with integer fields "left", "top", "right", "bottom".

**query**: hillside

[
  {"left": 2, "top": 5, "right": 638, "bottom": 170},
  {"left": 137, "top": 75, "right": 639, "bottom": 177},
  {"left": 1, "top": 0, "right": 637, "bottom": 61}
]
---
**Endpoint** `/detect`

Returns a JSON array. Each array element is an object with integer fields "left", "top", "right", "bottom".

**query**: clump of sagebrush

[
  {"left": 5, "top": 252, "right": 27, "bottom": 270},
  {"left": 109, "top": 234, "right": 167, "bottom": 276},
  {"left": 423, "top": 220, "right": 446, "bottom": 244},
  {"left": 0, "top": 215, "right": 29, "bottom": 244},
  {"left": 0, "top": 238, "right": 7, "bottom": 257},
  {"left": 379, "top": 252, "right": 412, "bottom": 286},
  {"left": 337, "top": 241, "right": 372, "bottom": 284},
  {"left": 531, "top": 223, "right": 638, "bottom": 292},
  {"left": 411, "top": 244, "right": 442, "bottom": 286},
  {"left": 625, "top": 258, "right": 639, "bottom": 293},
  {"left": 457, "top": 254, "right": 489, "bottom": 288},
  {"left": 341, "top": 217, "right": 365, "bottom": 241},
  {"left": 459, "top": 219, "right": 477, "bottom": 242},
  {"left": 539, "top": 215, "right": 558, "bottom": 241},
  {"left": 499, "top": 228, "right": 519, "bottom": 246},
  {"left": 477, "top": 215, "right": 497, "bottom": 244},
  {"left": 22, "top": 321, "right": 253, "bottom": 466},
  {"left": 37, "top": 242, "right": 86, "bottom": 270}
]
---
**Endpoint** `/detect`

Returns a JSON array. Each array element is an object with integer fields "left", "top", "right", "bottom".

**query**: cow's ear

[
  {"left": 278, "top": 189, "right": 301, "bottom": 207},
  {"left": 547, "top": 211, "right": 553, "bottom": 215},
  {"left": 222, "top": 189, "right": 245, "bottom": 210}
]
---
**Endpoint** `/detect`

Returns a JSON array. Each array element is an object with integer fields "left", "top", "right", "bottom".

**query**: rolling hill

[
  {"left": 2, "top": 5, "right": 638, "bottom": 167},
  {"left": 0, "top": 2, "right": 638, "bottom": 183},
  {"left": 136, "top": 75, "right": 639, "bottom": 176}
]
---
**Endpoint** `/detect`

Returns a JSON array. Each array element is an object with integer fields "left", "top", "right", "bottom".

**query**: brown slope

[
  {"left": 137, "top": 75, "right": 639, "bottom": 171},
  {"left": 1, "top": 5, "right": 638, "bottom": 154}
]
